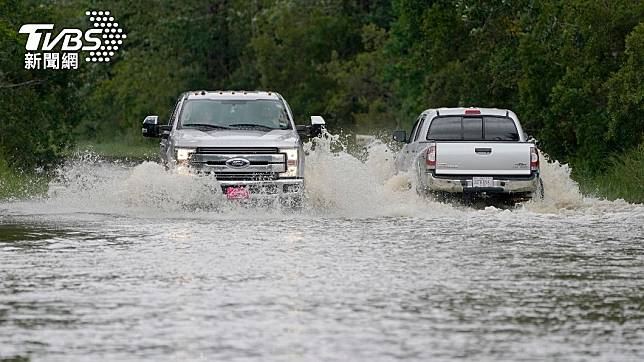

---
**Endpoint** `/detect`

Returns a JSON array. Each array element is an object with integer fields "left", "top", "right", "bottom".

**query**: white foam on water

[
  {"left": 522, "top": 152, "right": 584, "bottom": 212},
  {"left": 303, "top": 133, "right": 455, "bottom": 218},
  {"left": 1, "top": 152, "right": 227, "bottom": 220},
  {"left": 521, "top": 151, "right": 643, "bottom": 217},
  {"left": 1, "top": 134, "right": 641, "bottom": 221}
]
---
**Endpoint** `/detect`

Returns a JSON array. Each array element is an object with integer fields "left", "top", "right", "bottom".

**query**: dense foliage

[
  {"left": 0, "top": 0, "right": 82, "bottom": 169},
  {"left": 1, "top": 0, "right": 642, "bottom": 180}
]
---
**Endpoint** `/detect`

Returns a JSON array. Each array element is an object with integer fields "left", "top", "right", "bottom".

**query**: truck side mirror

[
  {"left": 310, "top": 115, "right": 326, "bottom": 138},
  {"left": 393, "top": 130, "right": 407, "bottom": 143},
  {"left": 142, "top": 115, "right": 160, "bottom": 138},
  {"left": 296, "top": 116, "right": 327, "bottom": 138}
]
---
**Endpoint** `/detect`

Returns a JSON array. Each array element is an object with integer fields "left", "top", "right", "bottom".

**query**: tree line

[{"left": 1, "top": 0, "right": 642, "bottom": 179}]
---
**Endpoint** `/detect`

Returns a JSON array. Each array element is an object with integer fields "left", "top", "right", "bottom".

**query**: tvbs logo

[{"left": 19, "top": 10, "right": 126, "bottom": 70}]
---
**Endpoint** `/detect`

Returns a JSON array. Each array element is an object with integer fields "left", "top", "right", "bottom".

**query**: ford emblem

[{"left": 226, "top": 157, "right": 251, "bottom": 168}]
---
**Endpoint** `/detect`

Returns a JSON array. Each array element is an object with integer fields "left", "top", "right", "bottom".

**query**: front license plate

[
  {"left": 472, "top": 177, "right": 494, "bottom": 188},
  {"left": 226, "top": 187, "right": 251, "bottom": 200}
]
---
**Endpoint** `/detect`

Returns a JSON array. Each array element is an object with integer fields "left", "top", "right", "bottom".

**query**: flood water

[{"left": 1, "top": 139, "right": 643, "bottom": 361}]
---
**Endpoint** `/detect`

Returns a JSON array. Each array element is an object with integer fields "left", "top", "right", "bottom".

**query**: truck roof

[
  {"left": 427, "top": 107, "right": 512, "bottom": 117},
  {"left": 183, "top": 90, "right": 282, "bottom": 101},
  {"left": 419, "top": 107, "right": 525, "bottom": 141}
]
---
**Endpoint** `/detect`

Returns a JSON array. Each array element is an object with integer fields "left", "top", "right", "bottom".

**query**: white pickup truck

[
  {"left": 393, "top": 107, "right": 543, "bottom": 202},
  {"left": 141, "top": 90, "right": 325, "bottom": 206}
]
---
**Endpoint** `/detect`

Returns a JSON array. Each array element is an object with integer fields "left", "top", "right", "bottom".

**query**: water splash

[
  {"left": 520, "top": 151, "right": 639, "bottom": 214},
  {"left": 522, "top": 152, "right": 584, "bottom": 212},
  {"left": 1, "top": 133, "right": 639, "bottom": 220},
  {"left": 303, "top": 133, "right": 452, "bottom": 217},
  {"left": 39, "top": 152, "right": 224, "bottom": 217}
]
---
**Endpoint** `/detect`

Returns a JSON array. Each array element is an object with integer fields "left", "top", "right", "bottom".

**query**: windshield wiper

[
  {"left": 228, "top": 123, "right": 279, "bottom": 131},
  {"left": 183, "top": 123, "right": 230, "bottom": 130}
]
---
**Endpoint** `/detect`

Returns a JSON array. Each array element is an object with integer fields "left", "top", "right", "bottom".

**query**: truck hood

[{"left": 171, "top": 129, "right": 300, "bottom": 149}]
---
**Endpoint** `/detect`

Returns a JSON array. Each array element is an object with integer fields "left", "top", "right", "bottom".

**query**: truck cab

[
  {"left": 141, "top": 90, "right": 325, "bottom": 204},
  {"left": 393, "top": 107, "right": 543, "bottom": 202}
]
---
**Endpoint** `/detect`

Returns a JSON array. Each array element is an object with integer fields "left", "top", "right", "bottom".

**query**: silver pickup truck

[
  {"left": 141, "top": 90, "right": 325, "bottom": 205},
  {"left": 393, "top": 107, "right": 543, "bottom": 202}
]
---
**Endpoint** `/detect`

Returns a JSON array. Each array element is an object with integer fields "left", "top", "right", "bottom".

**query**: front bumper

[
  {"left": 218, "top": 179, "right": 304, "bottom": 200},
  {"left": 177, "top": 163, "right": 304, "bottom": 200},
  {"left": 425, "top": 172, "right": 539, "bottom": 194}
]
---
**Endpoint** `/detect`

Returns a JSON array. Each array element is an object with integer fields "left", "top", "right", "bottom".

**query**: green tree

[
  {"left": 324, "top": 24, "right": 396, "bottom": 131},
  {"left": 605, "top": 23, "right": 644, "bottom": 152},
  {"left": 250, "top": 0, "right": 392, "bottom": 127},
  {"left": 0, "top": 0, "right": 82, "bottom": 169}
]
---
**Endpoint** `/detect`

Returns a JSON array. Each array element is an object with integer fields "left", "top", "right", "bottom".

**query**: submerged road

[{"left": 1, "top": 151, "right": 643, "bottom": 361}]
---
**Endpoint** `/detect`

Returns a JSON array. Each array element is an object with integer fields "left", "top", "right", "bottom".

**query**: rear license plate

[
  {"left": 472, "top": 177, "right": 494, "bottom": 188},
  {"left": 226, "top": 187, "right": 251, "bottom": 200}
]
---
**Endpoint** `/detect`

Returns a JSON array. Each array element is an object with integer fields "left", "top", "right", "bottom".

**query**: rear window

[
  {"left": 427, "top": 116, "right": 519, "bottom": 141},
  {"left": 484, "top": 117, "right": 519, "bottom": 141},
  {"left": 425, "top": 117, "right": 461, "bottom": 140},
  {"left": 463, "top": 117, "right": 483, "bottom": 140}
]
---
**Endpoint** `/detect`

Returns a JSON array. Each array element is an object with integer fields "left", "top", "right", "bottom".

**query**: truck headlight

[
  {"left": 175, "top": 148, "right": 195, "bottom": 163},
  {"left": 279, "top": 148, "right": 299, "bottom": 177}
]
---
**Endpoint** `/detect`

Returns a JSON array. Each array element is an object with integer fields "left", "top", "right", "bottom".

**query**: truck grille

[
  {"left": 196, "top": 147, "right": 279, "bottom": 154},
  {"left": 190, "top": 149, "right": 286, "bottom": 177}
]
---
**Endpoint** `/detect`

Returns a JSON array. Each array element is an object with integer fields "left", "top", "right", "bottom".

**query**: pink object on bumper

[{"left": 226, "top": 187, "right": 251, "bottom": 200}]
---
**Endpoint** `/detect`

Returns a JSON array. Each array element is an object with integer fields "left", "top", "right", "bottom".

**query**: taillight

[
  {"left": 464, "top": 109, "right": 481, "bottom": 115},
  {"left": 530, "top": 147, "right": 539, "bottom": 171},
  {"left": 426, "top": 145, "right": 436, "bottom": 169}
]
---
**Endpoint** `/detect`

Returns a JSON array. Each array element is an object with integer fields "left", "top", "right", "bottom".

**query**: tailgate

[{"left": 435, "top": 142, "right": 532, "bottom": 176}]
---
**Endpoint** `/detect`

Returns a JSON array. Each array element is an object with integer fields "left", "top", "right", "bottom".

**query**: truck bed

[{"left": 435, "top": 142, "right": 533, "bottom": 176}]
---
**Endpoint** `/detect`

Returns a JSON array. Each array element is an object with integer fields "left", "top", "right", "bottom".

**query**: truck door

[
  {"left": 397, "top": 115, "right": 422, "bottom": 171},
  {"left": 161, "top": 98, "right": 183, "bottom": 162},
  {"left": 407, "top": 113, "right": 428, "bottom": 167}
]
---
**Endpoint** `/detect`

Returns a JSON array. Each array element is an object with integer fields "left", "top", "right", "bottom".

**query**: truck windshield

[
  {"left": 179, "top": 99, "right": 291, "bottom": 130},
  {"left": 427, "top": 116, "right": 519, "bottom": 141}
]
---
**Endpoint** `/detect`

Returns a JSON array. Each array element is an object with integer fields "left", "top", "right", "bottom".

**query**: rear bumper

[
  {"left": 424, "top": 172, "right": 539, "bottom": 194},
  {"left": 218, "top": 179, "right": 304, "bottom": 200}
]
